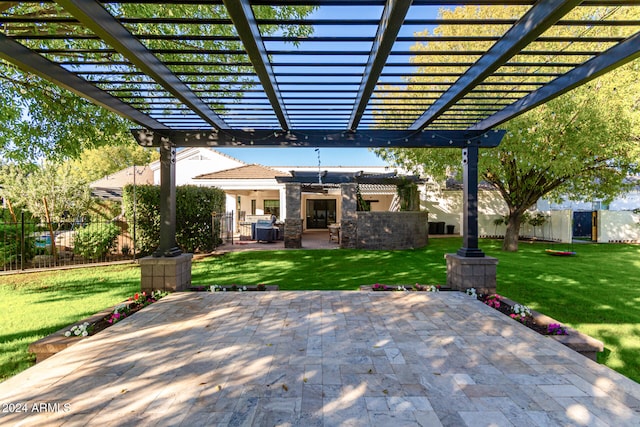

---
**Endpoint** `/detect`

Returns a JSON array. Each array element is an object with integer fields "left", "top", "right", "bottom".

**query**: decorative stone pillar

[
  {"left": 340, "top": 183, "right": 357, "bottom": 249},
  {"left": 445, "top": 253, "right": 498, "bottom": 295},
  {"left": 284, "top": 183, "right": 302, "bottom": 248},
  {"left": 140, "top": 253, "right": 193, "bottom": 293}
]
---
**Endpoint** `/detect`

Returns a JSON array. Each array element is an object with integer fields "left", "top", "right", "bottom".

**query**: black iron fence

[
  {"left": 1, "top": 213, "right": 135, "bottom": 272},
  {"left": 212, "top": 211, "right": 234, "bottom": 248}
]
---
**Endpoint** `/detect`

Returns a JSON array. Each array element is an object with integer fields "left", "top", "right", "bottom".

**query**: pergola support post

[
  {"left": 284, "top": 183, "right": 302, "bottom": 248},
  {"left": 340, "top": 183, "right": 358, "bottom": 249},
  {"left": 446, "top": 144, "right": 497, "bottom": 294},
  {"left": 139, "top": 139, "right": 192, "bottom": 292}
]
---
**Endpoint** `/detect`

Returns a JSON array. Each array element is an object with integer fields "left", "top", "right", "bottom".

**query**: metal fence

[
  {"left": 212, "top": 211, "right": 234, "bottom": 248},
  {"left": 1, "top": 213, "right": 135, "bottom": 272}
]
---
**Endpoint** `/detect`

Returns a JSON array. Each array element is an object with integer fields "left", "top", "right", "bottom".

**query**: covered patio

[{"left": 1, "top": 291, "right": 639, "bottom": 426}]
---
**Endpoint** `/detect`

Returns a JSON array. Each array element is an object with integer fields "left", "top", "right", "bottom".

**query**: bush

[
  {"left": 122, "top": 185, "right": 225, "bottom": 256},
  {"left": 1, "top": 221, "right": 36, "bottom": 269},
  {"left": 73, "top": 223, "right": 120, "bottom": 260}
]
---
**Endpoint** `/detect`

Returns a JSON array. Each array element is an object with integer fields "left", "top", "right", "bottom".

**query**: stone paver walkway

[{"left": 1, "top": 292, "right": 639, "bottom": 426}]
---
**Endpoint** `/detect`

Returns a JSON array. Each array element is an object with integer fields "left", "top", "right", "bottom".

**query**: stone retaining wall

[{"left": 355, "top": 211, "right": 428, "bottom": 250}]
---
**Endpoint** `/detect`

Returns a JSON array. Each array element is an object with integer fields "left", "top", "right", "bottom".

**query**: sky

[
  {"left": 215, "top": 5, "right": 440, "bottom": 168},
  {"left": 215, "top": 147, "right": 389, "bottom": 167}
]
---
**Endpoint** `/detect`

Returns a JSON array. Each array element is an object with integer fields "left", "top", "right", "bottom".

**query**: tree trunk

[{"left": 502, "top": 212, "right": 523, "bottom": 252}]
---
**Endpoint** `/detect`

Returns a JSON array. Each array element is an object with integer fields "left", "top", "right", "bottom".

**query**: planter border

[
  {"left": 28, "top": 303, "right": 133, "bottom": 363},
  {"left": 499, "top": 296, "right": 604, "bottom": 361}
]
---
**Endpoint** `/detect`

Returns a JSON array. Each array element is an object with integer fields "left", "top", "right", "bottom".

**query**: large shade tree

[
  {"left": 376, "top": 5, "right": 640, "bottom": 251},
  {"left": 0, "top": 2, "right": 315, "bottom": 163}
]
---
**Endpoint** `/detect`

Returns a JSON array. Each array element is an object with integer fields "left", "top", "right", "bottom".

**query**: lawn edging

[
  {"left": 499, "top": 296, "right": 604, "bottom": 361},
  {"left": 28, "top": 305, "right": 121, "bottom": 363}
]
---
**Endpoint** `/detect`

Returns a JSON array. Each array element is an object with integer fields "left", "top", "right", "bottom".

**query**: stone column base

[
  {"left": 140, "top": 253, "right": 193, "bottom": 292},
  {"left": 284, "top": 218, "right": 302, "bottom": 248},
  {"left": 445, "top": 253, "right": 498, "bottom": 295},
  {"left": 340, "top": 219, "right": 357, "bottom": 249}
]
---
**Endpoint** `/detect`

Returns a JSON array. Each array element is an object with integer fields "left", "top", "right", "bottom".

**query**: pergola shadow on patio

[
  {"left": 1, "top": 292, "right": 639, "bottom": 426},
  {"left": 1, "top": 1, "right": 639, "bottom": 292}
]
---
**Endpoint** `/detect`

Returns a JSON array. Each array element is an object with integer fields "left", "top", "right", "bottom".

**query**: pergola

[{"left": 1, "top": 1, "right": 639, "bottom": 288}]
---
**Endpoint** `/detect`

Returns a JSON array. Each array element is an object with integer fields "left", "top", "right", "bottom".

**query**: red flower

[{"left": 134, "top": 293, "right": 140, "bottom": 301}]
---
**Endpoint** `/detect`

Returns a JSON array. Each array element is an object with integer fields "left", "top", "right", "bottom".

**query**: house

[{"left": 91, "top": 147, "right": 640, "bottom": 244}]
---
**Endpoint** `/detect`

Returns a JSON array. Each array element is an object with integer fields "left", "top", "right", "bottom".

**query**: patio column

[
  {"left": 445, "top": 144, "right": 497, "bottom": 295},
  {"left": 139, "top": 139, "right": 192, "bottom": 293},
  {"left": 155, "top": 140, "right": 181, "bottom": 257},
  {"left": 284, "top": 183, "right": 302, "bottom": 248},
  {"left": 458, "top": 144, "right": 483, "bottom": 258},
  {"left": 340, "top": 183, "right": 357, "bottom": 249}
]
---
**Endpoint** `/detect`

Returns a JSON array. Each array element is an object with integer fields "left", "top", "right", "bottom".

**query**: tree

[
  {"left": 0, "top": 3, "right": 316, "bottom": 163},
  {"left": 0, "top": 161, "right": 94, "bottom": 262},
  {"left": 376, "top": 5, "right": 640, "bottom": 251},
  {"left": 68, "top": 143, "right": 159, "bottom": 183}
]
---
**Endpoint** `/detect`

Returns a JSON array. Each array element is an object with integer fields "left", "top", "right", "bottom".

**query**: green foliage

[
  {"left": 122, "top": 185, "right": 226, "bottom": 255},
  {"left": 73, "top": 223, "right": 120, "bottom": 260},
  {"left": 122, "top": 184, "right": 160, "bottom": 256},
  {"left": 0, "top": 162, "right": 94, "bottom": 223},
  {"left": 375, "top": 5, "right": 640, "bottom": 251},
  {"left": 68, "top": 144, "right": 158, "bottom": 183},
  {"left": 0, "top": 3, "right": 316, "bottom": 163},
  {"left": 396, "top": 179, "right": 420, "bottom": 211},
  {"left": 176, "top": 185, "right": 226, "bottom": 253},
  {"left": 0, "top": 225, "right": 35, "bottom": 269}
]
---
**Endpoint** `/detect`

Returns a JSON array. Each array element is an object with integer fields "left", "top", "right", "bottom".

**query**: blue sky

[
  {"left": 214, "top": 5, "right": 441, "bottom": 168},
  {"left": 215, "top": 147, "right": 389, "bottom": 167}
]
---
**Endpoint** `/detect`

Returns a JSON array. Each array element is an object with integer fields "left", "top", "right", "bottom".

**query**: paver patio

[{"left": 1, "top": 291, "right": 639, "bottom": 426}]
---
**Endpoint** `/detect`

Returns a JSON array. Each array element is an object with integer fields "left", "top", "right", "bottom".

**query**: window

[
  {"left": 264, "top": 200, "right": 280, "bottom": 217},
  {"left": 251, "top": 199, "right": 256, "bottom": 215}
]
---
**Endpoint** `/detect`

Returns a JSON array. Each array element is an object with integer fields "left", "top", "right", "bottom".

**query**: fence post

[{"left": 20, "top": 211, "right": 25, "bottom": 271}]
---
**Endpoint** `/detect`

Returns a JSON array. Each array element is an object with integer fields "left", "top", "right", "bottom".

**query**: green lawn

[
  {"left": 0, "top": 266, "right": 139, "bottom": 381},
  {"left": 1, "top": 238, "right": 639, "bottom": 384}
]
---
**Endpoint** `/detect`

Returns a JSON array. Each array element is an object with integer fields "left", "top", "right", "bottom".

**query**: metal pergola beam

[
  {"left": 54, "top": 0, "right": 229, "bottom": 130},
  {"left": 409, "top": 0, "right": 581, "bottom": 130},
  {"left": 471, "top": 31, "right": 640, "bottom": 131},
  {"left": 0, "top": 33, "right": 168, "bottom": 130},
  {"left": 132, "top": 129, "right": 506, "bottom": 148},
  {"left": 223, "top": 0, "right": 290, "bottom": 130},
  {"left": 348, "top": 0, "right": 412, "bottom": 130}
]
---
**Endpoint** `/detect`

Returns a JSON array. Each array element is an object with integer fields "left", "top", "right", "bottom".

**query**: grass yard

[
  {"left": 1, "top": 238, "right": 639, "bottom": 384},
  {"left": 0, "top": 265, "right": 139, "bottom": 381}
]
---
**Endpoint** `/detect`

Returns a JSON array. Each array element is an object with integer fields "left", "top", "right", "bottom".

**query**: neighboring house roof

[
  {"left": 195, "top": 164, "right": 291, "bottom": 180},
  {"left": 148, "top": 147, "right": 245, "bottom": 172},
  {"left": 90, "top": 165, "right": 154, "bottom": 200}
]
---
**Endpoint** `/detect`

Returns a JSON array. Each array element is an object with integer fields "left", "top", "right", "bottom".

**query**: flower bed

[
  {"left": 360, "top": 283, "right": 450, "bottom": 292},
  {"left": 189, "top": 284, "right": 279, "bottom": 292},
  {"left": 28, "top": 291, "right": 168, "bottom": 363},
  {"left": 476, "top": 291, "right": 603, "bottom": 361}
]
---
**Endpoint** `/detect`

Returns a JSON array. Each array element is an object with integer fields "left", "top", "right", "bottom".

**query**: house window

[
  {"left": 251, "top": 199, "right": 257, "bottom": 215},
  {"left": 264, "top": 200, "right": 280, "bottom": 217}
]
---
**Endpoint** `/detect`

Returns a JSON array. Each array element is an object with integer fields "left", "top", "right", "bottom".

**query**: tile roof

[{"left": 195, "top": 164, "right": 291, "bottom": 180}]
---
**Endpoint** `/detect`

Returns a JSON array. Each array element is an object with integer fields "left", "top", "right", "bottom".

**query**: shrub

[
  {"left": 122, "top": 184, "right": 225, "bottom": 255},
  {"left": 73, "top": 223, "right": 120, "bottom": 260}
]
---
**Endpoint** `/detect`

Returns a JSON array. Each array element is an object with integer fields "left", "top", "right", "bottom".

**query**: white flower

[
  {"left": 74, "top": 329, "right": 81, "bottom": 336},
  {"left": 242, "top": 286, "right": 247, "bottom": 291},
  {"left": 82, "top": 331, "right": 88, "bottom": 337},
  {"left": 466, "top": 288, "right": 477, "bottom": 298},
  {"left": 64, "top": 331, "right": 71, "bottom": 337}
]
